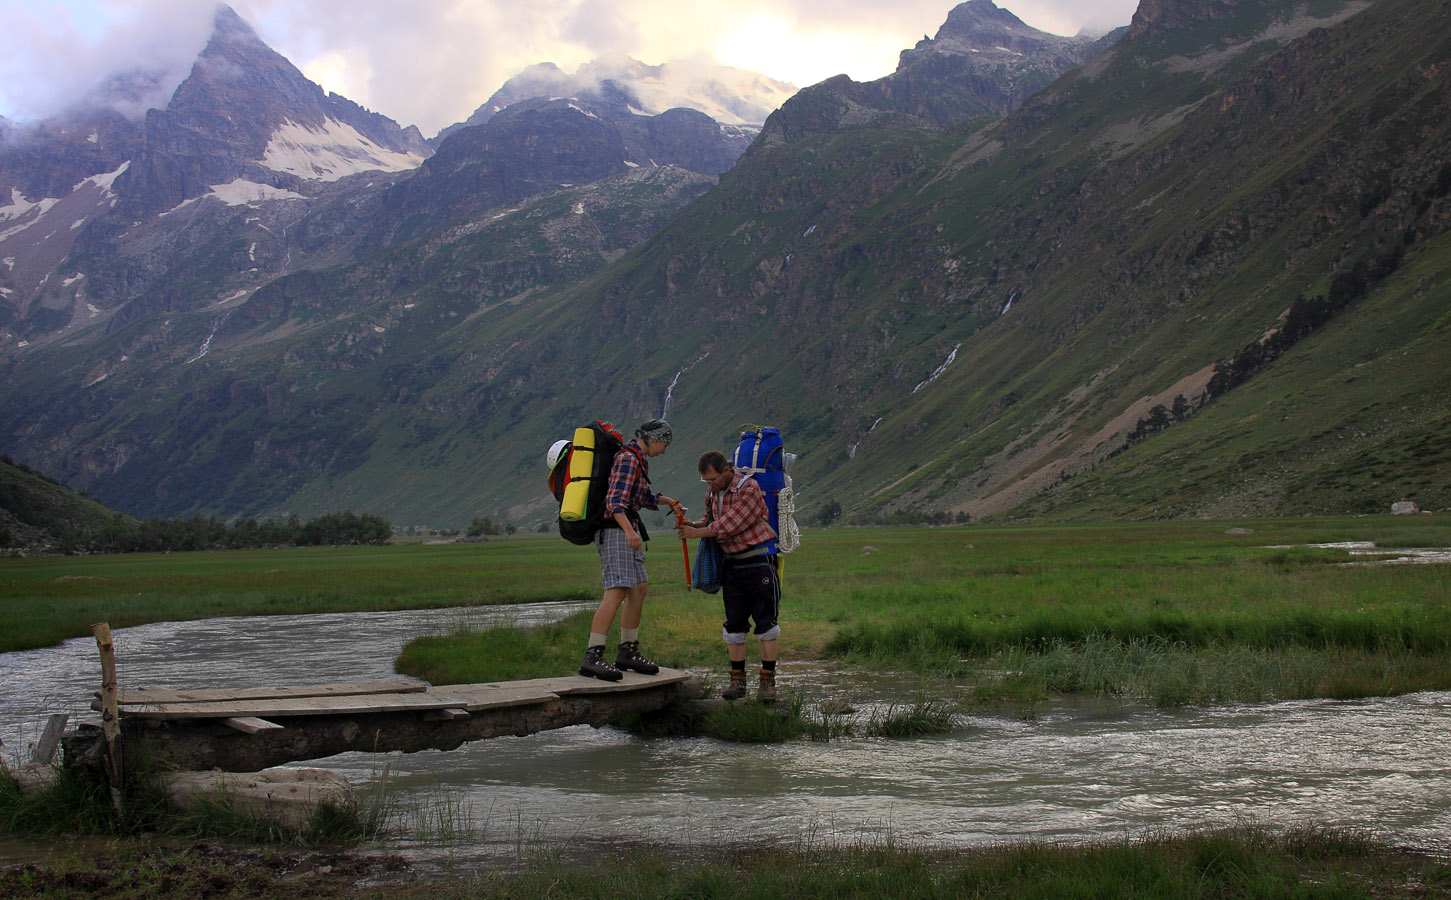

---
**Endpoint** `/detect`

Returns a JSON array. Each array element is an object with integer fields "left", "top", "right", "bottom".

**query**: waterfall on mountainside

[
  {"left": 912, "top": 344, "right": 961, "bottom": 394},
  {"left": 662, "top": 352, "right": 709, "bottom": 417}
]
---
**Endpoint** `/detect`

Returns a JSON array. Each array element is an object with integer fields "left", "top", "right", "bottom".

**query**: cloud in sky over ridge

[{"left": 0, "top": 0, "right": 1140, "bottom": 135}]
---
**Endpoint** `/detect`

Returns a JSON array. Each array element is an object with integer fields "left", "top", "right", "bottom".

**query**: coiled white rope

[{"left": 777, "top": 474, "right": 800, "bottom": 554}]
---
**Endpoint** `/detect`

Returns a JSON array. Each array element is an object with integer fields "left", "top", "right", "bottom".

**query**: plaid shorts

[{"left": 597, "top": 527, "right": 647, "bottom": 590}]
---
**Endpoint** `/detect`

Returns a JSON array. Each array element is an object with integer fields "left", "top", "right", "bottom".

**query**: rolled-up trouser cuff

[
  {"left": 722, "top": 628, "right": 748, "bottom": 645},
  {"left": 757, "top": 624, "right": 780, "bottom": 641}
]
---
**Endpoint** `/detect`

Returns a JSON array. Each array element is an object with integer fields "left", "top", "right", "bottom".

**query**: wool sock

[
  {"left": 621, "top": 627, "right": 639, "bottom": 643},
  {"left": 730, "top": 659, "right": 746, "bottom": 673},
  {"left": 588, "top": 632, "right": 608, "bottom": 649},
  {"left": 762, "top": 660, "right": 777, "bottom": 673}
]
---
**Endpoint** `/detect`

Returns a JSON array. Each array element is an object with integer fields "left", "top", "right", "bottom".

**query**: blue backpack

[{"left": 733, "top": 426, "right": 785, "bottom": 556}]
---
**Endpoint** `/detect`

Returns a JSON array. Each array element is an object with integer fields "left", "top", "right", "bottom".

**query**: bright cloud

[{"left": 716, "top": 12, "right": 911, "bottom": 86}]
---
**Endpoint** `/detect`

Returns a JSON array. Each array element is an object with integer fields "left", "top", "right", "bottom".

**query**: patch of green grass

[
  {"left": 613, "top": 694, "right": 860, "bottom": 744},
  {"left": 964, "top": 636, "right": 1451, "bottom": 709},
  {"left": 864, "top": 699, "right": 959, "bottom": 738},
  {"left": 701, "top": 697, "right": 805, "bottom": 743},
  {"left": 0, "top": 741, "right": 381, "bottom": 847}
]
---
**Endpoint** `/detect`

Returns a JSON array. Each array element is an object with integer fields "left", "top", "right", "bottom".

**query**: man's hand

[
  {"left": 676, "top": 523, "right": 712, "bottom": 540},
  {"left": 625, "top": 529, "right": 643, "bottom": 551}
]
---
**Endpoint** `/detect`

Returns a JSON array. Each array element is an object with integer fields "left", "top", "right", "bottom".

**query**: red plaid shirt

[
  {"left": 604, "top": 441, "right": 659, "bottom": 519},
  {"left": 705, "top": 472, "right": 776, "bottom": 555}
]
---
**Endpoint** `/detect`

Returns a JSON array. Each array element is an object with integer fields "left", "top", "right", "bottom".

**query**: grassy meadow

[
  {"left": 397, "top": 515, "right": 1451, "bottom": 707},
  {"left": 0, "top": 539, "right": 598, "bottom": 654},
  {"left": 4, "top": 515, "right": 1448, "bottom": 708}
]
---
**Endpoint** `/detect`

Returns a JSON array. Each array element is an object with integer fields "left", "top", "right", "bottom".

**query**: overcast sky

[{"left": 0, "top": 0, "right": 1140, "bottom": 136}]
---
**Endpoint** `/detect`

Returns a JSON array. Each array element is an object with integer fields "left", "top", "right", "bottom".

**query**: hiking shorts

[
  {"left": 597, "top": 527, "right": 646, "bottom": 590},
  {"left": 721, "top": 556, "right": 780, "bottom": 643}
]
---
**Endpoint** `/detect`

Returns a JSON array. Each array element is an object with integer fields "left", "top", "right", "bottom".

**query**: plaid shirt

[
  {"left": 705, "top": 472, "right": 776, "bottom": 555},
  {"left": 604, "top": 441, "right": 659, "bottom": 519}
]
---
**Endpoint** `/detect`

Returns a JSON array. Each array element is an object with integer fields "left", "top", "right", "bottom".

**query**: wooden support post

[{"left": 92, "top": 623, "right": 124, "bottom": 815}]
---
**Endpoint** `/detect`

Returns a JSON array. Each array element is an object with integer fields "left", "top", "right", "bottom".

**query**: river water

[{"left": 2, "top": 603, "right": 1448, "bottom": 860}]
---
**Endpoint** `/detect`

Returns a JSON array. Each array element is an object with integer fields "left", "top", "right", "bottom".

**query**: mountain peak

[
  {"left": 939, "top": 0, "right": 1032, "bottom": 35},
  {"left": 918, "top": 0, "right": 1084, "bottom": 55},
  {"left": 210, "top": 4, "right": 264, "bottom": 44}
]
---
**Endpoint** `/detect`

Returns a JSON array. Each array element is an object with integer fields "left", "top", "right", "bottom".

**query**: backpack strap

[
  {"left": 737, "top": 430, "right": 766, "bottom": 477},
  {"left": 621, "top": 443, "right": 651, "bottom": 484}
]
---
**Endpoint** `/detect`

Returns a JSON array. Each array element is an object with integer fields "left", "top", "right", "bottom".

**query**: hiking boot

[
  {"left": 721, "top": 669, "right": 748, "bottom": 700},
  {"left": 614, "top": 640, "right": 659, "bottom": 675},
  {"left": 756, "top": 670, "right": 777, "bottom": 703},
  {"left": 579, "top": 645, "right": 623, "bottom": 681}
]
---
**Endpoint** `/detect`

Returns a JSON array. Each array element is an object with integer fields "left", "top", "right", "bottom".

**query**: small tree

[
  {"left": 468, "top": 515, "right": 502, "bottom": 537},
  {"left": 816, "top": 499, "right": 843, "bottom": 526}
]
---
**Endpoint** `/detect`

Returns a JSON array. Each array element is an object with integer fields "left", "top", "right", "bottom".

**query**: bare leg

[
  {"left": 619, "top": 582, "right": 648, "bottom": 631},
  {"left": 590, "top": 586, "right": 629, "bottom": 636},
  {"left": 759, "top": 637, "right": 778, "bottom": 664}
]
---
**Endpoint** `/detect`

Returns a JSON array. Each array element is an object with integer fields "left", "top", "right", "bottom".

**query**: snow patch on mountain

[
  {"left": 78, "top": 162, "right": 131, "bottom": 194},
  {"left": 0, "top": 190, "right": 60, "bottom": 225},
  {"left": 261, "top": 118, "right": 425, "bottom": 181},
  {"left": 208, "top": 179, "right": 307, "bottom": 205}
]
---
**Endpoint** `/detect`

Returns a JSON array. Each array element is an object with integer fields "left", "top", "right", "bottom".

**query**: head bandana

[{"left": 636, "top": 418, "right": 673, "bottom": 445}]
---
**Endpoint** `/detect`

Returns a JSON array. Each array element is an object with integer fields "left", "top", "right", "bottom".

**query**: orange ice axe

[{"left": 674, "top": 505, "right": 691, "bottom": 588}]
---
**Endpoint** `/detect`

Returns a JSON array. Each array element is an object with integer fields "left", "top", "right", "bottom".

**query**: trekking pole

[{"left": 674, "top": 506, "right": 692, "bottom": 588}]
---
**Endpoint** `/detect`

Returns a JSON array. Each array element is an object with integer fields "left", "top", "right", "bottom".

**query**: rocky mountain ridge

[
  {"left": 0, "top": 4, "right": 778, "bottom": 351},
  {"left": 754, "top": 0, "right": 1121, "bottom": 149}
]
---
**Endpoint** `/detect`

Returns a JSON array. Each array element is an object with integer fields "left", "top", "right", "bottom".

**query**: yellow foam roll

[{"left": 559, "top": 426, "right": 596, "bottom": 521}]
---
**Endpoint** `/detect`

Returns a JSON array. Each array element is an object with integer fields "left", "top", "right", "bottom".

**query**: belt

[{"left": 725, "top": 546, "right": 769, "bottom": 561}]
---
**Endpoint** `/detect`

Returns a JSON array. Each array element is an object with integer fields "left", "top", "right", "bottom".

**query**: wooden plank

[
  {"left": 112, "top": 668, "right": 692, "bottom": 719},
  {"left": 118, "top": 691, "right": 476, "bottom": 720},
  {"left": 551, "top": 667, "right": 694, "bottom": 695},
  {"left": 31, "top": 714, "right": 69, "bottom": 764},
  {"left": 222, "top": 717, "right": 285, "bottom": 735},
  {"left": 115, "top": 680, "right": 426, "bottom": 706},
  {"left": 422, "top": 709, "right": 470, "bottom": 722},
  {"left": 443, "top": 684, "right": 562, "bottom": 712},
  {"left": 437, "top": 668, "right": 692, "bottom": 708}
]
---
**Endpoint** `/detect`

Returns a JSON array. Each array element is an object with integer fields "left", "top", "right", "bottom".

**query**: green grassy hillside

[{"left": 0, "top": 456, "right": 127, "bottom": 549}]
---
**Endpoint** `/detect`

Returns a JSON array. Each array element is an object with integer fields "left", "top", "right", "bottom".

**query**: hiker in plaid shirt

[
  {"left": 578, "top": 418, "right": 681, "bottom": 681},
  {"left": 676, "top": 450, "right": 781, "bottom": 701}
]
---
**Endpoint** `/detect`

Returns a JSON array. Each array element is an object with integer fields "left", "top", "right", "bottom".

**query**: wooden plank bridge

[
  {"left": 80, "top": 664, "right": 702, "bottom": 773},
  {"left": 68, "top": 627, "right": 702, "bottom": 772}
]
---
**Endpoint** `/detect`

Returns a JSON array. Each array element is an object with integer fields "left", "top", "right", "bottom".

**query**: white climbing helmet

[{"left": 546, "top": 439, "right": 571, "bottom": 469}]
